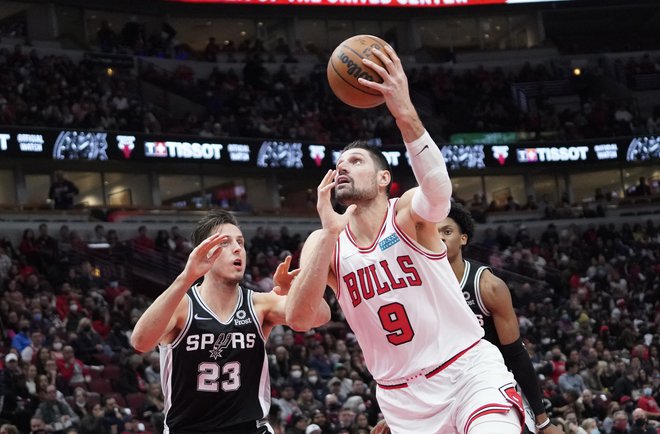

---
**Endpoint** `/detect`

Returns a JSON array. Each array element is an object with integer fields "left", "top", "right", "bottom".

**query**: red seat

[
  {"left": 88, "top": 378, "right": 113, "bottom": 396},
  {"left": 102, "top": 364, "right": 121, "bottom": 382},
  {"left": 126, "top": 392, "right": 147, "bottom": 419}
]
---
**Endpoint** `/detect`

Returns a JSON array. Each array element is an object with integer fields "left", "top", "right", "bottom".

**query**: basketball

[{"left": 327, "top": 35, "right": 394, "bottom": 109}]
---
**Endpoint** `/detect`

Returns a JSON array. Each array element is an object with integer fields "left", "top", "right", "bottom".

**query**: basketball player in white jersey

[
  {"left": 285, "top": 45, "right": 523, "bottom": 434},
  {"left": 372, "top": 203, "right": 564, "bottom": 434},
  {"left": 131, "top": 210, "right": 330, "bottom": 434}
]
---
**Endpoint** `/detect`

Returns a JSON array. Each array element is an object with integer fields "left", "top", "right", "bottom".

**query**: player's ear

[
  {"left": 378, "top": 170, "right": 391, "bottom": 188},
  {"left": 461, "top": 234, "right": 468, "bottom": 246}
]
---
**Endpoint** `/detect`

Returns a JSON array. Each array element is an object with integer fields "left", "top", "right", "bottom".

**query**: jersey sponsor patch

[
  {"left": 379, "top": 233, "right": 400, "bottom": 251},
  {"left": 234, "top": 310, "right": 253, "bottom": 326}
]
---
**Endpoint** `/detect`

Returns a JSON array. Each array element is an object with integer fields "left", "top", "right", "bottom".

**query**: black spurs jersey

[
  {"left": 459, "top": 259, "right": 501, "bottom": 347},
  {"left": 160, "top": 285, "right": 271, "bottom": 433}
]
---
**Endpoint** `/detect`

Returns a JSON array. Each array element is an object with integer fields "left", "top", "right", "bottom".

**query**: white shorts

[{"left": 376, "top": 339, "right": 524, "bottom": 434}]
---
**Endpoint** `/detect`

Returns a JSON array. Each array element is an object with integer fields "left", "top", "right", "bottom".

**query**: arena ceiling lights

[{"left": 166, "top": 0, "right": 573, "bottom": 6}]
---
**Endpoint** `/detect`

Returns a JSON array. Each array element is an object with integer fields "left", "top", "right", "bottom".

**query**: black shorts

[{"left": 169, "top": 420, "right": 272, "bottom": 434}]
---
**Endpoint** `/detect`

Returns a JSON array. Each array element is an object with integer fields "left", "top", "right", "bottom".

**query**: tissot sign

[
  {"left": 168, "top": 0, "right": 572, "bottom": 6},
  {"left": 0, "top": 126, "right": 656, "bottom": 170}
]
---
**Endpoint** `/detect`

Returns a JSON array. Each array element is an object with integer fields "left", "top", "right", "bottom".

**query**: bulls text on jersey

[{"left": 342, "top": 255, "right": 422, "bottom": 307}]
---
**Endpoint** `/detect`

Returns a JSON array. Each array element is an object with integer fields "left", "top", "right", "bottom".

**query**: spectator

[
  {"left": 143, "top": 351, "right": 161, "bottom": 385},
  {"left": 11, "top": 320, "right": 31, "bottom": 352},
  {"left": 56, "top": 346, "right": 89, "bottom": 392},
  {"left": 35, "top": 385, "right": 79, "bottom": 434},
  {"left": 118, "top": 354, "right": 147, "bottom": 395},
  {"left": 272, "top": 383, "right": 301, "bottom": 423},
  {"left": 630, "top": 407, "right": 655, "bottom": 434},
  {"left": 72, "top": 318, "right": 106, "bottom": 365},
  {"left": 611, "top": 409, "right": 631, "bottom": 433},
  {"left": 78, "top": 403, "right": 109, "bottom": 434},
  {"left": 559, "top": 360, "right": 587, "bottom": 395},
  {"left": 296, "top": 385, "right": 322, "bottom": 418},
  {"left": 48, "top": 172, "right": 79, "bottom": 210},
  {"left": 637, "top": 384, "right": 660, "bottom": 417},
  {"left": 29, "top": 416, "right": 48, "bottom": 434},
  {"left": 142, "top": 381, "right": 164, "bottom": 433},
  {"left": 70, "top": 387, "right": 91, "bottom": 420},
  {"left": 101, "top": 396, "right": 128, "bottom": 434},
  {"left": 0, "top": 424, "right": 20, "bottom": 434}
]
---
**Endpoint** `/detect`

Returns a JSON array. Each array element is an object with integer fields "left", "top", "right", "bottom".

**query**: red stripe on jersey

[
  {"left": 464, "top": 404, "right": 512, "bottom": 433},
  {"left": 390, "top": 212, "right": 447, "bottom": 260},
  {"left": 345, "top": 202, "right": 390, "bottom": 252},
  {"left": 425, "top": 340, "right": 480, "bottom": 379}
]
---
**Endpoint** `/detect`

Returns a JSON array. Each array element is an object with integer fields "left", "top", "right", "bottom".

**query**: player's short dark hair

[
  {"left": 342, "top": 141, "right": 392, "bottom": 195},
  {"left": 448, "top": 202, "right": 475, "bottom": 244},
  {"left": 191, "top": 209, "right": 239, "bottom": 247}
]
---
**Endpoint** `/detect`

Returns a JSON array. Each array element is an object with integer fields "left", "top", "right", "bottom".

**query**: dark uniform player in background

[
  {"left": 131, "top": 210, "right": 330, "bottom": 434},
  {"left": 437, "top": 203, "right": 563, "bottom": 434}
]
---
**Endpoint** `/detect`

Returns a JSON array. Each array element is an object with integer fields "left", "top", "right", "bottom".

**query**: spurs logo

[{"left": 209, "top": 333, "right": 232, "bottom": 360}]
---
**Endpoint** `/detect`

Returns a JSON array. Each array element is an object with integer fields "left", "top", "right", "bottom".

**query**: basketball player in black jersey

[
  {"left": 131, "top": 210, "right": 330, "bottom": 434},
  {"left": 435, "top": 203, "right": 563, "bottom": 434}
]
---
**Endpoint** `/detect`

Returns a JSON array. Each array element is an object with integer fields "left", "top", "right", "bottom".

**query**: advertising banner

[{"left": 0, "top": 127, "right": 657, "bottom": 171}]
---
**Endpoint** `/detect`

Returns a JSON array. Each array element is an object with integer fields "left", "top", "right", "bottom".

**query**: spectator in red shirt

[
  {"left": 56, "top": 345, "right": 90, "bottom": 393},
  {"left": 637, "top": 384, "right": 660, "bottom": 418},
  {"left": 132, "top": 226, "right": 154, "bottom": 253}
]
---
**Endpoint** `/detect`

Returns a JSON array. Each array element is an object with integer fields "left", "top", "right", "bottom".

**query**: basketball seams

[
  {"left": 329, "top": 58, "right": 382, "bottom": 97},
  {"left": 327, "top": 34, "right": 392, "bottom": 109}
]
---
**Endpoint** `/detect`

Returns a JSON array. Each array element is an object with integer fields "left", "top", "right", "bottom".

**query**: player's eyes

[{"left": 219, "top": 240, "right": 230, "bottom": 248}]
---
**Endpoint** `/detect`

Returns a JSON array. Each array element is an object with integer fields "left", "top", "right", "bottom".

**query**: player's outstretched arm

[
  {"left": 480, "top": 270, "right": 564, "bottom": 434},
  {"left": 131, "top": 233, "right": 229, "bottom": 352},
  {"left": 259, "top": 256, "right": 331, "bottom": 333},
  {"left": 360, "top": 46, "right": 451, "bottom": 226},
  {"left": 285, "top": 170, "right": 355, "bottom": 331}
]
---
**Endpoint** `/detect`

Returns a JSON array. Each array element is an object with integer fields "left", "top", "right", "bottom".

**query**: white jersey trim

[
  {"left": 192, "top": 284, "right": 242, "bottom": 325},
  {"left": 345, "top": 204, "right": 389, "bottom": 252},
  {"left": 246, "top": 290, "right": 266, "bottom": 343},
  {"left": 458, "top": 260, "right": 471, "bottom": 290},
  {"left": 474, "top": 265, "right": 491, "bottom": 316},
  {"left": 390, "top": 198, "right": 447, "bottom": 260},
  {"left": 169, "top": 294, "right": 193, "bottom": 349},
  {"left": 160, "top": 345, "right": 174, "bottom": 433}
]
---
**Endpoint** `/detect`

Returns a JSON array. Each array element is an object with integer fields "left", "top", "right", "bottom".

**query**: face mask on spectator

[
  {"left": 291, "top": 370, "right": 302, "bottom": 379},
  {"left": 635, "top": 418, "right": 646, "bottom": 427},
  {"left": 33, "top": 313, "right": 42, "bottom": 321},
  {"left": 590, "top": 429, "right": 600, "bottom": 434},
  {"left": 644, "top": 387, "right": 653, "bottom": 396},
  {"left": 70, "top": 304, "right": 78, "bottom": 312},
  {"left": 53, "top": 342, "right": 63, "bottom": 351},
  {"left": 308, "top": 376, "right": 318, "bottom": 384}
]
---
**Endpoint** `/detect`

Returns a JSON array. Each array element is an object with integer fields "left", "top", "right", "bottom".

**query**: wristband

[{"left": 535, "top": 418, "right": 551, "bottom": 431}]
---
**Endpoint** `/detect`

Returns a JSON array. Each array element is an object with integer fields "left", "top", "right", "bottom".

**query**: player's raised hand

[
  {"left": 273, "top": 255, "right": 300, "bottom": 296},
  {"left": 317, "top": 169, "right": 356, "bottom": 236},
  {"left": 182, "top": 233, "right": 229, "bottom": 280},
  {"left": 358, "top": 45, "right": 414, "bottom": 121}
]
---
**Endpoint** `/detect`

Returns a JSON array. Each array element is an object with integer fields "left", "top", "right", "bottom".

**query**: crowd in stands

[
  {"left": 0, "top": 211, "right": 658, "bottom": 434},
  {"left": 1, "top": 42, "right": 659, "bottom": 144}
]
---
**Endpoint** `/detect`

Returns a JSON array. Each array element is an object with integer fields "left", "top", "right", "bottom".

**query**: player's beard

[{"left": 335, "top": 177, "right": 378, "bottom": 205}]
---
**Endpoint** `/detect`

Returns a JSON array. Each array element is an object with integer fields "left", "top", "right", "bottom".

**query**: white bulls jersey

[{"left": 334, "top": 198, "right": 484, "bottom": 382}]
